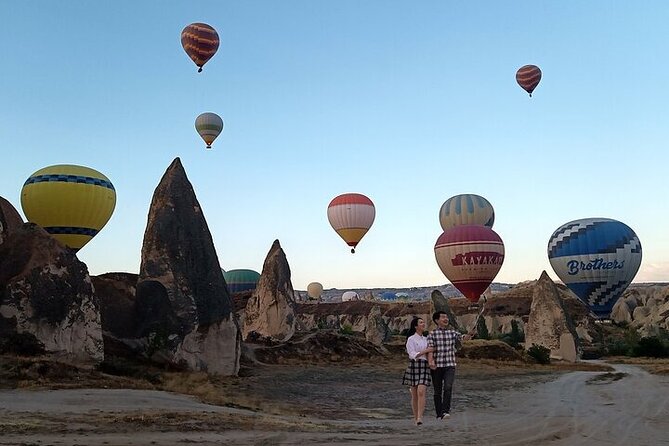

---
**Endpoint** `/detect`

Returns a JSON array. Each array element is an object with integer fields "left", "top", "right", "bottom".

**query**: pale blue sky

[{"left": 2, "top": 1, "right": 668, "bottom": 289}]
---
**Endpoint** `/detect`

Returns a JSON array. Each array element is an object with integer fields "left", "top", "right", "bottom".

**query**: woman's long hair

[{"left": 406, "top": 317, "right": 424, "bottom": 339}]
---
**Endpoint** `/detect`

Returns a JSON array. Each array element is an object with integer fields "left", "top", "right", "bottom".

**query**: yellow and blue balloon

[{"left": 20, "top": 164, "right": 116, "bottom": 252}]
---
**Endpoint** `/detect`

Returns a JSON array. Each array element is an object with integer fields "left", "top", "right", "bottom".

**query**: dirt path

[{"left": 0, "top": 362, "right": 667, "bottom": 445}]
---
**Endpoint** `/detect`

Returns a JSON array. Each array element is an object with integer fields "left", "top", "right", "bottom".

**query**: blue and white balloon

[{"left": 547, "top": 218, "right": 642, "bottom": 318}]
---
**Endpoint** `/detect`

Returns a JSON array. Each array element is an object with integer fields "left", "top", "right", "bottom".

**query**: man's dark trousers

[{"left": 431, "top": 366, "right": 456, "bottom": 416}]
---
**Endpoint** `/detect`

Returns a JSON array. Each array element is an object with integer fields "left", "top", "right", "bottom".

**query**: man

[{"left": 427, "top": 311, "right": 470, "bottom": 420}]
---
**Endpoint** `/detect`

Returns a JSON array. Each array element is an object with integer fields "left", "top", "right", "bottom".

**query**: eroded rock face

[
  {"left": 93, "top": 273, "right": 138, "bottom": 338},
  {"left": 430, "top": 289, "right": 460, "bottom": 331},
  {"left": 0, "top": 223, "right": 102, "bottom": 362},
  {"left": 0, "top": 197, "right": 23, "bottom": 246},
  {"left": 135, "top": 158, "right": 240, "bottom": 375},
  {"left": 365, "top": 305, "right": 389, "bottom": 346},
  {"left": 525, "top": 271, "right": 579, "bottom": 361},
  {"left": 243, "top": 240, "right": 296, "bottom": 342},
  {"left": 627, "top": 286, "right": 669, "bottom": 337}
]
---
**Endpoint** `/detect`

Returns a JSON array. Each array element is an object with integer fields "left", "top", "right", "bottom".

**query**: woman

[{"left": 402, "top": 317, "right": 432, "bottom": 425}]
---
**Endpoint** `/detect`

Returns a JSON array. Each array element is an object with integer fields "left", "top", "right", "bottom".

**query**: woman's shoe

[{"left": 416, "top": 418, "right": 423, "bottom": 426}]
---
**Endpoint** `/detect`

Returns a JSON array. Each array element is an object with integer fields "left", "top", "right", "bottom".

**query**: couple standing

[{"left": 402, "top": 311, "right": 470, "bottom": 426}]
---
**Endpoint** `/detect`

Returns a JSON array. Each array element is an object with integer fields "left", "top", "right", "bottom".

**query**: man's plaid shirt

[{"left": 427, "top": 327, "right": 462, "bottom": 368}]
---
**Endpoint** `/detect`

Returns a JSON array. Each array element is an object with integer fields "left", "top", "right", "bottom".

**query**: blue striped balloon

[
  {"left": 439, "top": 194, "right": 495, "bottom": 231},
  {"left": 547, "top": 218, "right": 642, "bottom": 319}
]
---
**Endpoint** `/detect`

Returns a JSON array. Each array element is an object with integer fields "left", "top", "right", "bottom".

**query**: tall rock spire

[{"left": 137, "top": 157, "right": 240, "bottom": 375}]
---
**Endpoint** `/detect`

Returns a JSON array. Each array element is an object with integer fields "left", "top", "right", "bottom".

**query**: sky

[{"left": 2, "top": 1, "right": 668, "bottom": 290}]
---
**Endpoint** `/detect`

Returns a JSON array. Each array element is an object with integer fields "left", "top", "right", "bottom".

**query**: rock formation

[
  {"left": 135, "top": 158, "right": 240, "bottom": 375},
  {"left": 430, "top": 289, "right": 460, "bottom": 331},
  {"left": 365, "top": 305, "right": 389, "bottom": 345},
  {"left": 525, "top": 271, "right": 579, "bottom": 361},
  {"left": 0, "top": 197, "right": 23, "bottom": 245},
  {"left": 243, "top": 240, "right": 296, "bottom": 342},
  {"left": 0, "top": 223, "right": 103, "bottom": 362}
]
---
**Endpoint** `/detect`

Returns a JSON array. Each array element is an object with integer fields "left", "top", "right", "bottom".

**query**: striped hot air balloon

[
  {"left": 181, "top": 23, "right": 220, "bottom": 72},
  {"left": 439, "top": 194, "right": 495, "bottom": 231},
  {"left": 20, "top": 164, "right": 116, "bottom": 252},
  {"left": 327, "top": 193, "right": 375, "bottom": 253},
  {"left": 223, "top": 269, "right": 261, "bottom": 294},
  {"left": 516, "top": 64, "right": 542, "bottom": 97},
  {"left": 307, "top": 282, "right": 323, "bottom": 300},
  {"left": 434, "top": 225, "right": 505, "bottom": 304},
  {"left": 195, "top": 112, "right": 224, "bottom": 149},
  {"left": 547, "top": 218, "right": 642, "bottom": 319}
]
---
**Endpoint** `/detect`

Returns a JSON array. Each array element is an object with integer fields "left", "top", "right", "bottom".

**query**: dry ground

[{"left": 5, "top": 354, "right": 657, "bottom": 445}]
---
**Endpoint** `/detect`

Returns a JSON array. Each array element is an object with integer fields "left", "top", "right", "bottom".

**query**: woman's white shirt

[{"left": 406, "top": 333, "right": 428, "bottom": 360}]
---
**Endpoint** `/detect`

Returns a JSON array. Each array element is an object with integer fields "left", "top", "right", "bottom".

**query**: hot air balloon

[
  {"left": 380, "top": 291, "right": 397, "bottom": 301},
  {"left": 195, "top": 112, "right": 224, "bottom": 149},
  {"left": 307, "top": 282, "right": 323, "bottom": 300},
  {"left": 547, "top": 218, "right": 642, "bottom": 319},
  {"left": 342, "top": 291, "right": 359, "bottom": 302},
  {"left": 434, "top": 225, "right": 505, "bottom": 304},
  {"left": 327, "top": 193, "right": 375, "bottom": 253},
  {"left": 181, "top": 23, "right": 220, "bottom": 72},
  {"left": 516, "top": 64, "right": 542, "bottom": 97},
  {"left": 223, "top": 269, "right": 261, "bottom": 294},
  {"left": 439, "top": 194, "right": 495, "bottom": 231},
  {"left": 20, "top": 165, "right": 116, "bottom": 252}
]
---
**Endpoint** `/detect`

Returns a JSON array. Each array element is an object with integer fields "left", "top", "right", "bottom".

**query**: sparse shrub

[
  {"left": 498, "top": 320, "right": 524, "bottom": 349},
  {"left": 476, "top": 317, "right": 490, "bottom": 340},
  {"left": 631, "top": 337, "right": 669, "bottom": 358},
  {"left": 603, "top": 327, "right": 640, "bottom": 356},
  {"left": 340, "top": 323, "right": 354, "bottom": 335},
  {"left": 527, "top": 344, "right": 551, "bottom": 364},
  {"left": 605, "top": 339, "right": 632, "bottom": 356}
]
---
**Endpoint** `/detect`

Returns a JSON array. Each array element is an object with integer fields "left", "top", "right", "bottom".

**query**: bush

[
  {"left": 631, "top": 337, "right": 669, "bottom": 358},
  {"left": 476, "top": 317, "right": 490, "bottom": 340},
  {"left": 340, "top": 324, "right": 354, "bottom": 335},
  {"left": 605, "top": 339, "right": 633, "bottom": 356},
  {"left": 527, "top": 344, "right": 551, "bottom": 364},
  {"left": 498, "top": 320, "right": 525, "bottom": 349},
  {"left": 603, "top": 327, "right": 640, "bottom": 356}
]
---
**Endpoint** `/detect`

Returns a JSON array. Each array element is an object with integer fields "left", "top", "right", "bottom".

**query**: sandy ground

[{"left": 0, "top": 360, "right": 668, "bottom": 446}]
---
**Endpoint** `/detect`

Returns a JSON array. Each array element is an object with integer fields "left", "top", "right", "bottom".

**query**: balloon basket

[{"left": 594, "top": 319, "right": 613, "bottom": 325}]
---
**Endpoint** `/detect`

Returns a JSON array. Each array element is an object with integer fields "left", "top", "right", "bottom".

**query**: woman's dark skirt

[{"left": 402, "top": 359, "right": 431, "bottom": 386}]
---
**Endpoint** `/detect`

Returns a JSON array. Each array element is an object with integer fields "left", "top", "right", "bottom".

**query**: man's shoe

[
  {"left": 443, "top": 412, "right": 450, "bottom": 419},
  {"left": 436, "top": 414, "right": 445, "bottom": 420}
]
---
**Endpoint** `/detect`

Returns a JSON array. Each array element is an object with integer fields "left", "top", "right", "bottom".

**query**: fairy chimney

[
  {"left": 243, "top": 240, "right": 296, "bottom": 342},
  {"left": 136, "top": 158, "right": 240, "bottom": 375},
  {"left": 525, "top": 271, "right": 579, "bottom": 361}
]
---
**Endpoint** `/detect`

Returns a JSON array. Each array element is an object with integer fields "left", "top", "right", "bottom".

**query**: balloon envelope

[
  {"left": 327, "top": 193, "right": 375, "bottom": 253},
  {"left": 342, "top": 291, "right": 359, "bottom": 302},
  {"left": 195, "top": 112, "right": 224, "bottom": 149},
  {"left": 380, "top": 291, "right": 397, "bottom": 301},
  {"left": 434, "top": 225, "right": 505, "bottom": 303},
  {"left": 20, "top": 164, "right": 116, "bottom": 251},
  {"left": 547, "top": 218, "right": 642, "bottom": 319},
  {"left": 516, "top": 64, "right": 542, "bottom": 96},
  {"left": 439, "top": 194, "right": 495, "bottom": 231},
  {"left": 307, "top": 282, "right": 323, "bottom": 299},
  {"left": 181, "top": 23, "right": 220, "bottom": 72},
  {"left": 223, "top": 269, "right": 260, "bottom": 294}
]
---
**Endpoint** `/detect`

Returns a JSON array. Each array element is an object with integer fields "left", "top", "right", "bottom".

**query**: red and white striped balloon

[
  {"left": 434, "top": 225, "right": 505, "bottom": 303},
  {"left": 327, "top": 193, "right": 375, "bottom": 253}
]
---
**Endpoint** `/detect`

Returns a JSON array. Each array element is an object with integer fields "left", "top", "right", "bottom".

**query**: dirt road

[{"left": 0, "top": 361, "right": 667, "bottom": 445}]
